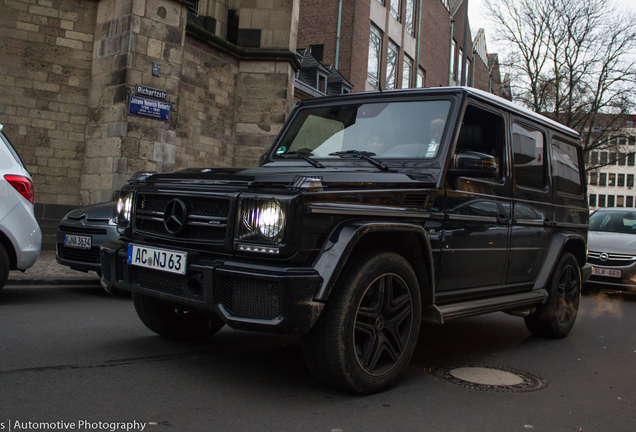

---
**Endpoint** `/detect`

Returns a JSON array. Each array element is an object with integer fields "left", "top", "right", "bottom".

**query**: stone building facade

[{"left": 0, "top": 0, "right": 301, "bottom": 246}]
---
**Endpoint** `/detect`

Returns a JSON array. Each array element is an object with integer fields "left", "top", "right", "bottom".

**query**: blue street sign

[{"left": 128, "top": 96, "right": 170, "bottom": 122}]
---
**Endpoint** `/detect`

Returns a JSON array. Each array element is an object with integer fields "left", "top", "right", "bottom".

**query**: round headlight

[{"left": 256, "top": 202, "right": 284, "bottom": 238}]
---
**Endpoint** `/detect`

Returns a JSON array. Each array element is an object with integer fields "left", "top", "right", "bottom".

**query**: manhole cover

[{"left": 429, "top": 363, "right": 549, "bottom": 393}]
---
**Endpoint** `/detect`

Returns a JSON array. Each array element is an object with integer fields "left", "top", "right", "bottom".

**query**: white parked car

[{"left": 0, "top": 124, "right": 42, "bottom": 291}]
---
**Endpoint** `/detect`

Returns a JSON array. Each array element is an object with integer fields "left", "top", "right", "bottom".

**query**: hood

[
  {"left": 65, "top": 201, "right": 116, "bottom": 221},
  {"left": 588, "top": 231, "right": 636, "bottom": 254},
  {"left": 145, "top": 164, "right": 438, "bottom": 189}
]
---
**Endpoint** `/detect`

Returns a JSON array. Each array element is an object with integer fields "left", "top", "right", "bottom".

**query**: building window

[
  {"left": 390, "top": 0, "right": 400, "bottom": 20},
  {"left": 629, "top": 153, "right": 635, "bottom": 166},
  {"left": 600, "top": 173, "right": 607, "bottom": 186},
  {"left": 187, "top": 1, "right": 199, "bottom": 15},
  {"left": 628, "top": 120, "right": 634, "bottom": 128},
  {"left": 619, "top": 152, "right": 626, "bottom": 166},
  {"left": 590, "top": 172, "right": 598, "bottom": 185},
  {"left": 600, "top": 152, "right": 608, "bottom": 165},
  {"left": 318, "top": 74, "right": 327, "bottom": 93},
  {"left": 386, "top": 40, "right": 398, "bottom": 90},
  {"left": 458, "top": 48, "right": 463, "bottom": 81},
  {"left": 628, "top": 174, "right": 634, "bottom": 188},
  {"left": 628, "top": 196, "right": 634, "bottom": 207},
  {"left": 466, "top": 58, "right": 471, "bottom": 85},
  {"left": 608, "top": 195, "right": 615, "bottom": 207},
  {"left": 630, "top": 136, "right": 636, "bottom": 145},
  {"left": 610, "top": 152, "right": 617, "bottom": 165},
  {"left": 589, "top": 194, "right": 597, "bottom": 207},
  {"left": 405, "top": 0, "right": 415, "bottom": 35},
  {"left": 619, "top": 137, "right": 627, "bottom": 145},
  {"left": 618, "top": 196, "right": 625, "bottom": 207},
  {"left": 402, "top": 55, "right": 413, "bottom": 89},
  {"left": 417, "top": 68, "right": 425, "bottom": 87},
  {"left": 609, "top": 173, "right": 616, "bottom": 186},
  {"left": 591, "top": 151, "right": 598, "bottom": 165},
  {"left": 599, "top": 195, "right": 606, "bottom": 207},
  {"left": 367, "top": 26, "right": 383, "bottom": 88},
  {"left": 618, "top": 173, "right": 625, "bottom": 187}
]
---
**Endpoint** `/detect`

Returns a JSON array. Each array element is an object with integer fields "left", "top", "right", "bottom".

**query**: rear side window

[
  {"left": 552, "top": 139, "right": 582, "bottom": 195},
  {"left": 512, "top": 122, "right": 546, "bottom": 190}
]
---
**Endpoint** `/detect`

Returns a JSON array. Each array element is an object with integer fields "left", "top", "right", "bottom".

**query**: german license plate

[
  {"left": 64, "top": 234, "right": 91, "bottom": 249},
  {"left": 127, "top": 244, "right": 187, "bottom": 275},
  {"left": 592, "top": 267, "right": 621, "bottom": 278}
]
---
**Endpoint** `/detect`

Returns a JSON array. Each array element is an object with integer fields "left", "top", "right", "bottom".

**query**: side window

[
  {"left": 454, "top": 105, "right": 506, "bottom": 178},
  {"left": 512, "top": 122, "right": 546, "bottom": 190},
  {"left": 551, "top": 138, "right": 582, "bottom": 195}
]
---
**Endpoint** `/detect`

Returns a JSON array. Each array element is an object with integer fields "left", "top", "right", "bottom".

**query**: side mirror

[{"left": 447, "top": 150, "right": 498, "bottom": 180}]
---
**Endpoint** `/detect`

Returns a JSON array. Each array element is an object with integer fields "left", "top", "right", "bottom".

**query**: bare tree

[{"left": 485, "top": 0, "right": 636, "bottom": 168}]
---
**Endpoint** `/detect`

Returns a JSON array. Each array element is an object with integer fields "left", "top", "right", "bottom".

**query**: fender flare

[
  {"left": 313, "top": 221, "right": 435, "bottom": 303},
  {"left": 533, "top": 232, "right": 587, "bottom": 290}
]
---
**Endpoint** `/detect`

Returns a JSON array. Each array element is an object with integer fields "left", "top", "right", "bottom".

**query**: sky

[{"left": 468, "top": 0, "right": 636, "bottom": 54}]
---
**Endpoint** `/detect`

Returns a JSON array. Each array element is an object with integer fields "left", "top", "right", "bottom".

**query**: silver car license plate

[
  {"left": 592, "top": 267, "right": 621, "bottom": 278},
  {"left": 127, "top": 244, "right": 187, "bottom": 275},
  {"left": 64, "top": 234, "right": 92, "bottom": 249}
]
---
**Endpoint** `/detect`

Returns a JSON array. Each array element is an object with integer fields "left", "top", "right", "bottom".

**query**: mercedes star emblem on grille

[
  {"left": 163, "top": 198, "right": 188, "bottom": 234},
  {"left": 600, "top": 253, "right": 609, "bottom": 261}
]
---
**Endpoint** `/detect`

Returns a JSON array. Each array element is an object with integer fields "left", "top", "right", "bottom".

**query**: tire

[
  {"left": 0, "top": 243, "right": 10, "bottom": 292},
  {"left": 133, "top": 293, "right": 225, "bottom": 341},
  {"left": 301, "top": 251, "right": 421, "bottom": 394},
  {"left": 525, "top": 252, "right": 581, "bottom": 338}
]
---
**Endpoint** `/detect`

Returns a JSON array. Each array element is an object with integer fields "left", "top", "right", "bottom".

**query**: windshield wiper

[
  {"left": 329, "top": 150, "right": 394, "bottom": 172},
  {"left": 280, "top": 151, "right": 324, "bottom": 168}
]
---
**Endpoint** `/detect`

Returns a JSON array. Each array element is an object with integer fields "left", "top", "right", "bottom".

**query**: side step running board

[{"left": 422, "top": 289, "right": 548, "bottom": 324}]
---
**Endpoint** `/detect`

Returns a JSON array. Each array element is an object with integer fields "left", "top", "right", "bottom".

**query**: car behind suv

[
  {"left": 0, "top": 124, "right": 42, "bottom": 291},
  {"left": 101, "top": 87, "right": 590, "bottom": 393}
]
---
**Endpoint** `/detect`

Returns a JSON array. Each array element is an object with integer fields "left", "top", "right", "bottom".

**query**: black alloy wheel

[
  {"left": 302, "top": 251, "right": 421, "bottom": 394},
  {"left": 354, "top": 273, "right": 414, "bottom": 376},
  {"left": 525, "top": 252, "right": 581, "bottom": 338}
]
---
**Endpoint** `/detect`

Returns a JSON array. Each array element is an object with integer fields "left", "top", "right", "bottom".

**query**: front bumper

[
  {"left": 100, "top": 239, "right": 324, "bottom": 334},
  {"left": 586, "top": 262, "right": 636, "bottom": 293}
]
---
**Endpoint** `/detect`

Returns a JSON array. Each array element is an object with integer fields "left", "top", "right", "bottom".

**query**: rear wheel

[
  {"left": 525, "top": 252, "right": 581, "bottom": 338},
  {"left": 301, "top": 251, "right": 421, "bottom": 394},
  {"left": 0, "top": 244, "right": 9, "bottom": 292},
  {"left": 133, "top": 293, "right": 224, "bottom": 341}
]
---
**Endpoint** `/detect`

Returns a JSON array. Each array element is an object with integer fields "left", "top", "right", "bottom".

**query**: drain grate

[{"left": 429, "top": 363, "right": 549, "bottom": 393}]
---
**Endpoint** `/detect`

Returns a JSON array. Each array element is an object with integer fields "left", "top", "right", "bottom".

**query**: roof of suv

[{"left": 296, "top": 87, "right": 580, "bottom": 141}]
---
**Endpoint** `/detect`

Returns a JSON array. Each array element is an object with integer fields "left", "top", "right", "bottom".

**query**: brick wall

[{"left": 0, "top": 0, "right": 97, "bottom": 206}]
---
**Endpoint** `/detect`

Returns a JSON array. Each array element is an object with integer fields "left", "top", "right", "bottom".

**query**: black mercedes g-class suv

[{"left": 101, "top": 87, "right": 591, "bottom": 394}]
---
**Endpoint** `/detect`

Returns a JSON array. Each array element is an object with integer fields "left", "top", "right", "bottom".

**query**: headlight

[
  {"left": 116, "top": 191, "right": 134, "bottom": 231},
  {"left": 238, "top": 198, "right": 286, "bottom": 246}
]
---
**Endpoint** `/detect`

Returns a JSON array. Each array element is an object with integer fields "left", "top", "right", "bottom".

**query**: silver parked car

[
  {"left": 586, "top": 208, "right": 636, "bottom": 292},
  {"left": 56, "top": 201, "right": 118, "bottom": 275},
  {"left": 0, "top": 124, "right": 42, "bottom": 292}
]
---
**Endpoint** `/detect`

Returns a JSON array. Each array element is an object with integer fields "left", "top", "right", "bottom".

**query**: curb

[{"left": 6, "top": 278, "right": 102, "bottom": 286}]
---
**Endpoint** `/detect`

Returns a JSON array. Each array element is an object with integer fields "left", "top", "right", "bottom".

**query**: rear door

[{"left": 506, "top": 119, "right": 552, "bottom": 285}]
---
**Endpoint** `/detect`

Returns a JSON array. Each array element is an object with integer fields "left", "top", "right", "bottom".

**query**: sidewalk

[{"left": 7, "top": 250, "right": 101, "bottom": 285}]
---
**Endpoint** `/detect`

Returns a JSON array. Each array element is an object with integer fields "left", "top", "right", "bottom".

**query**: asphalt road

[{"left": 1, "top": 284, "right": 634, "bottom": 432}]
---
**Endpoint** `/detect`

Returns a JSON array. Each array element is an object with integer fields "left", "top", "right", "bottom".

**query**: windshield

[
  {"left": 274, "top": 100, "right": 452, "bottom": 159},
  {"left": 589, "top": 210, "right": 636, "bottom": 234}
]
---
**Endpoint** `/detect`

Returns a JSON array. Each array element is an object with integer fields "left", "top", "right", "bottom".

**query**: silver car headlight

[
  {"left": 115, "top": 191, "right": 134, "bottom": 232},
  {"left": 238, "top": 198, "right": 287, "bottom": 247}
]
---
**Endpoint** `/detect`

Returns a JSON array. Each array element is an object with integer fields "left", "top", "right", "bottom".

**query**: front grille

[
  {"left": 219, "top": 276, "right": 281, "bottom": 320},
  {"left": 58, "top": 244, "right": 101, "bottom": 263},
  {"left": 588, "top": 251, "right": 636, "bottom": 267},
  {"left": 59, "top": 225, "right": 108, "bottom": 235},
  {"left": 121, "top": 263, "right": 204, "bottom": 302},
  {"left": 134, "top": 193, "right": 230, "bottom": 243}
]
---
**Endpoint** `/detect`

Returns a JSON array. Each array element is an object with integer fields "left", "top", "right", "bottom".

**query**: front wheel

[
  {"left": 133, "top": 293, "right": 225, "bottom": 341},
  {"left": 525, "top": 252, "right": 581, "bottom": 338},
  {"left": 301, "top": 251, "right": 421, "bottom": 394}
]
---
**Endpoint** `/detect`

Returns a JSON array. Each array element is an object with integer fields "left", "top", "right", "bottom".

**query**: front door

[{"left": 438, "top": 103, "right": 512, "bottom": 291}]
